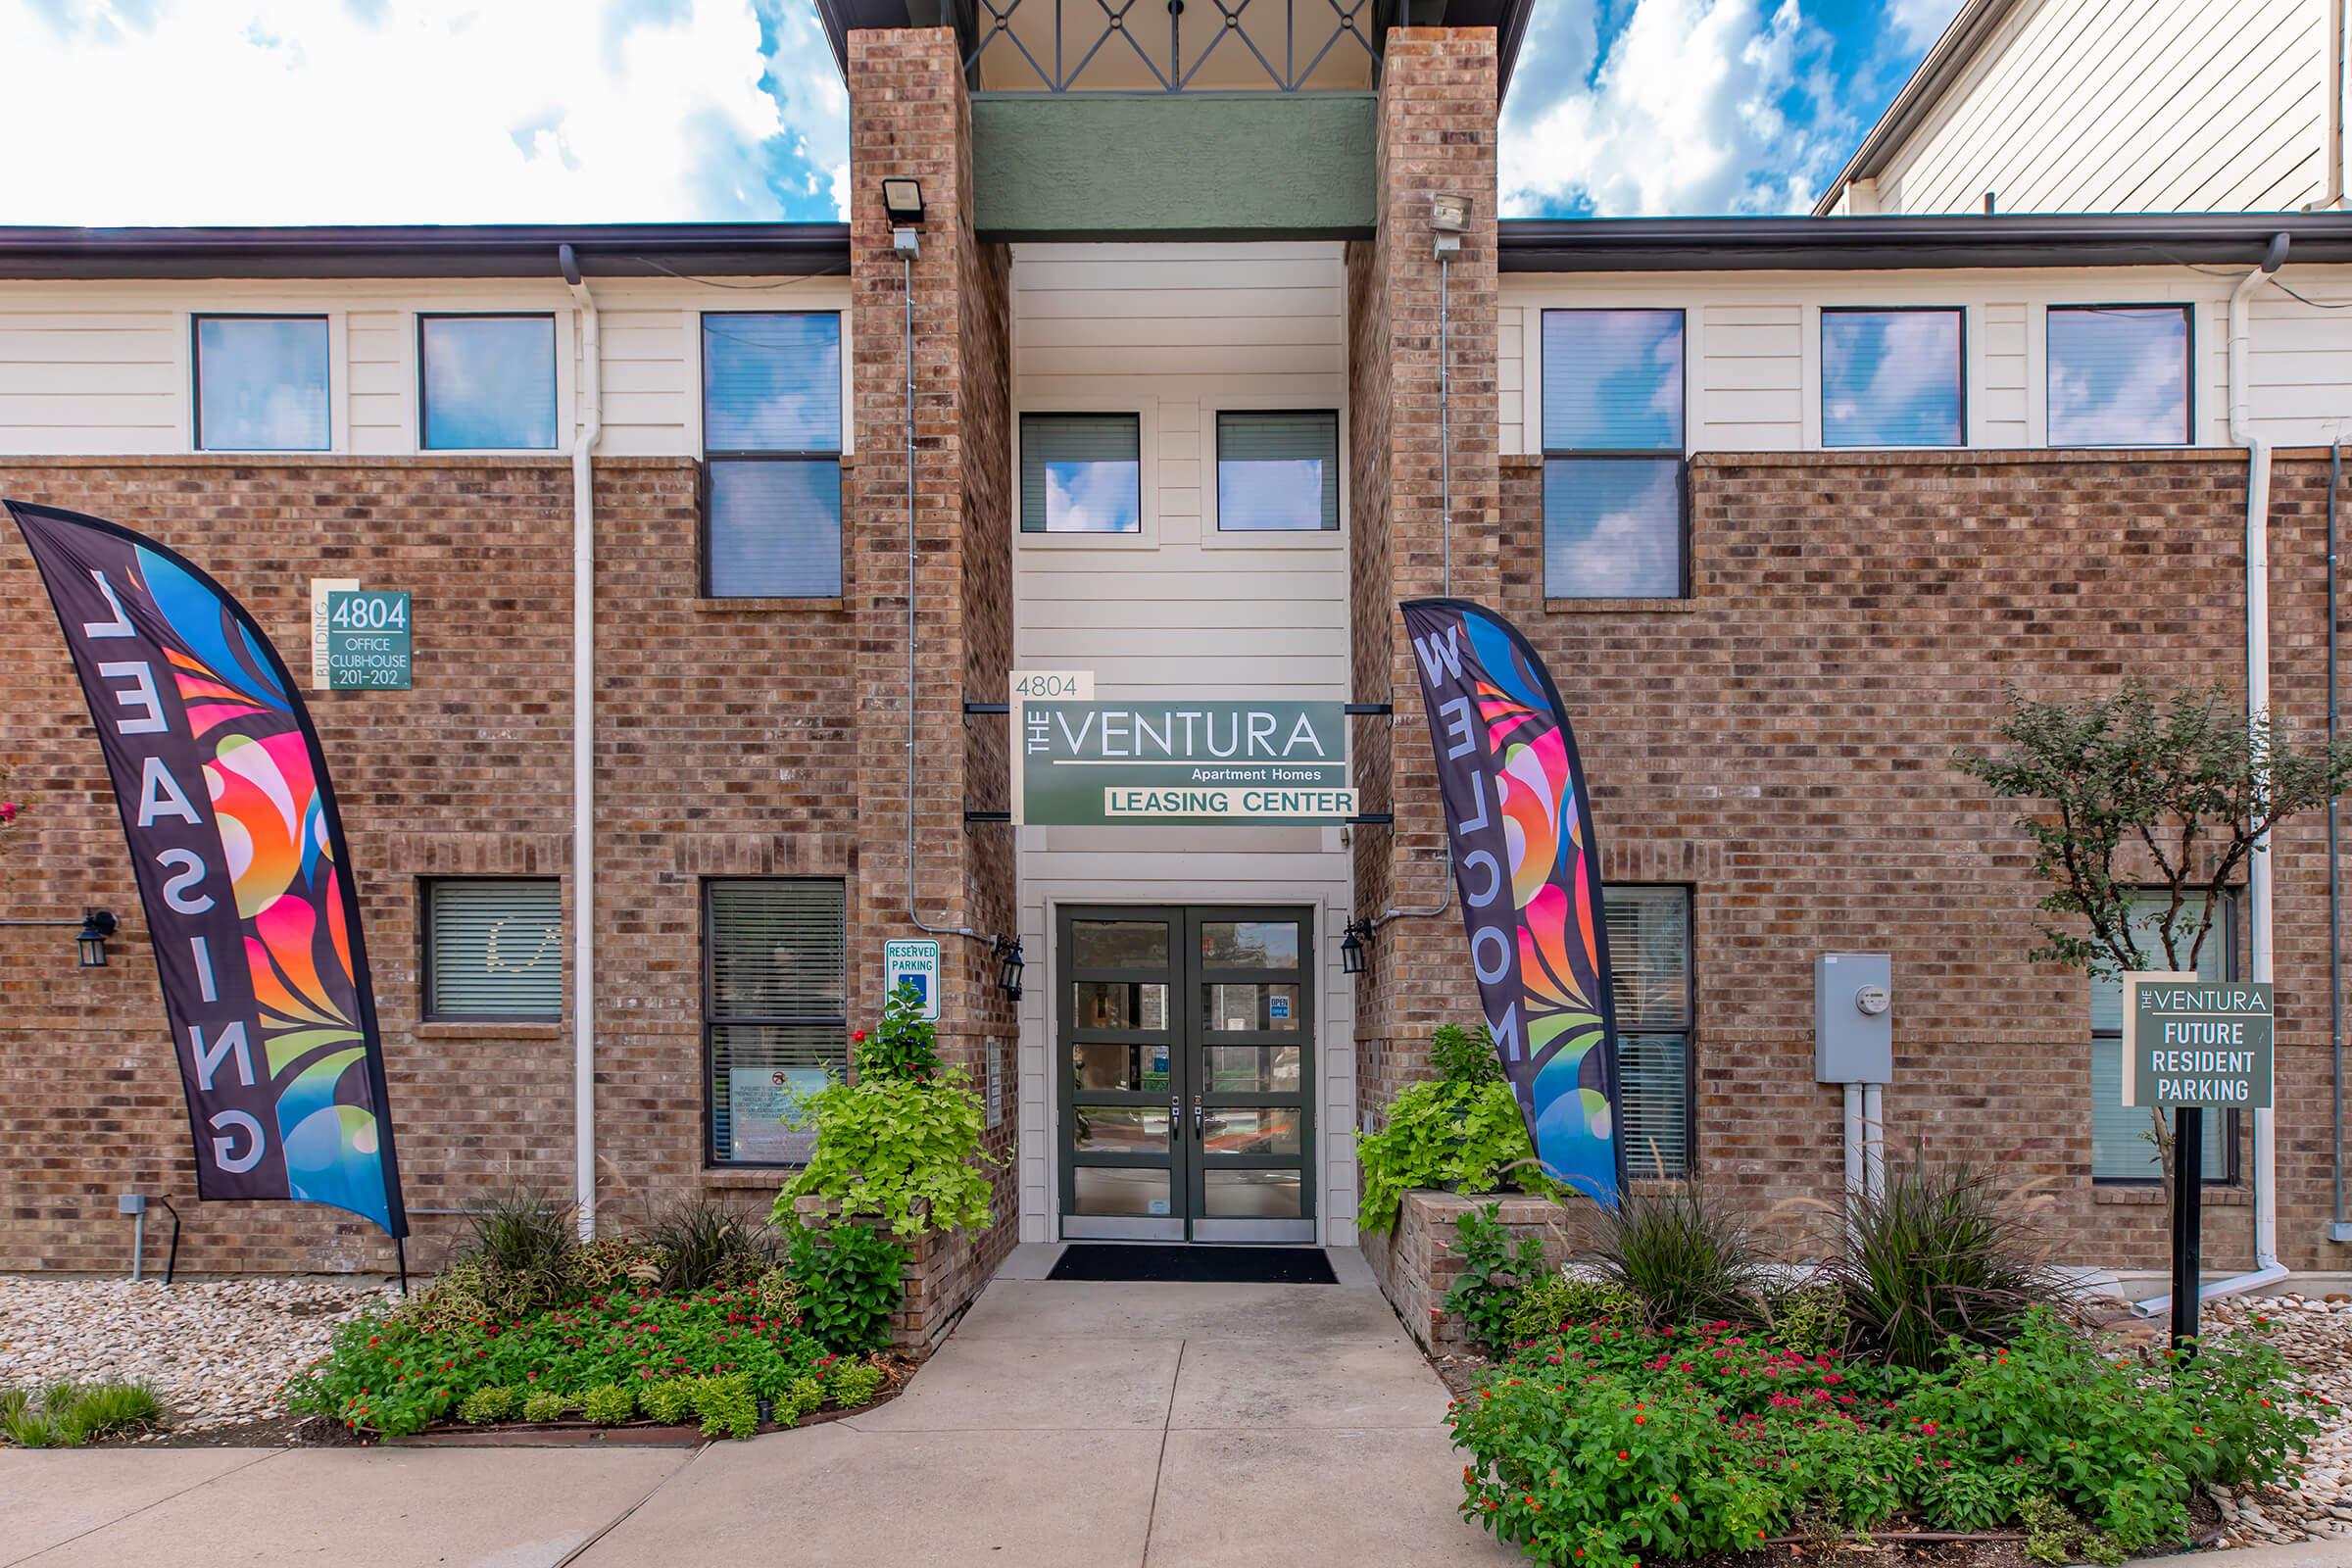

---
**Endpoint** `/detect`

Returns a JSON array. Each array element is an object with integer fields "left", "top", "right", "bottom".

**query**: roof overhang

[
  {"left": 0, "top": 223, "right": 852, "bottom": 281},
  {"left": 1811, "top": 0, "right": 2022, "bottom": 216},
  {"left": 1497, "top": 213, "right": 2352, "bottom": 272}
]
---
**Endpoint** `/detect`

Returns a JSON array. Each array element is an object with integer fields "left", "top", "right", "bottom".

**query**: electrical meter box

[{"left": 1815, "top": 953, "right": 1893, "bottom": 1084}]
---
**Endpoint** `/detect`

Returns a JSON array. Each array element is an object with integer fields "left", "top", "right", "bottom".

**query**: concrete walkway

[{"left": 0, "top": 1247, "right": 1518, "bottom": 1568}]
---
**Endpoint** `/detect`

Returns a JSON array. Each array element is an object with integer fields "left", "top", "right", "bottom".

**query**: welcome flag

[
  {"left": 1399, "top": 597, "right": 1622, "bottom": 1203},
  {"left": 9, "top": 500, "right": 407, "bottom": 1237}
]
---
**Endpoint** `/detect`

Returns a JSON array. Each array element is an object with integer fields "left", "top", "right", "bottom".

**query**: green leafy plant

[
  {"left": 640, "top": 1379, "right": 696, "bottom": 1425},
  {"left": 689, "top": 1373, "right": 760, "bottom": 1439},
  {"left": 828, "top": 1358, "right": 886, "bottom": 1408},
  {"left": 581, "top": 1384, "right": 635, "bottom": 1425},
  {"left": 1824, "top": 1155, "right": 2067, "bottom": 1371},
  {"left": 1592, "top": 1183, "right": 1763, "bottom": 1330},
  {"left": 786, "top": 1221, "right": 906, "bottom": 1353},
  {"left": 1429, "top": 1021, "right": 1503, "bottom": 1087},
  {"left": 520, "top": 1390, "right": 567, "bottom": 1423},
  {"left": 643, "top": 1198, "right": 781, "bottom": 1293},
  {"left": 1504, "top": 1273, "right": 1640, "bottom": 1341},
  {"left": 1444, "top": 1202, "right": 1550, "bottom": 1356},
  {"left": 449, "top": 1187, "right": 580, "bottom": 1317},
  {"left": 1759, "top": 1284, "right": 1849, "bottom": 1359},
  {"left": 1357, "top": 1079, "right": 1563, "bottom": 1236},
  {"left": 0, "top": 1381, "right": 162, "bottom": 1447},
  {"left": 776, "top": 1068, "right": 995, "bottom": 1239},
  {"left": 856, "top": 981, "right": 942, "bottom": 1080},
  {"left": 780, "top": 1374, "right": 825, "bottom": 1423},
  {"left": 459, "top": 1386, "right": 517, "bottom": 1424}
]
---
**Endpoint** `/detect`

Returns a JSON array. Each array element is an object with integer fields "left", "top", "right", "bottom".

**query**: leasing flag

[
  {"left": 9, "top": 500, "right": 406, "bottom": 1237},
  {"left": 1400, "top": 598, "right": 1622, "bottom": 1203}
]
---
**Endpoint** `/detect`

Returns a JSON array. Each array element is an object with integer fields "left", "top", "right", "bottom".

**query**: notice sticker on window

[
  {"left": 1269, "top": 995, "right": 1291, "bottom": 1020},
  {"left": 1148, "top": 1198, "right": 1170, "bottom": 1216}
]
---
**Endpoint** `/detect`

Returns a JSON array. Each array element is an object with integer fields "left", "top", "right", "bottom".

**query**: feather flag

[
  {"left": 1400, "top": 597, "right": 1622, "bottom": 1203},
  {"left": 9, "top": 500, "right": 406, "bottom": 1237}
]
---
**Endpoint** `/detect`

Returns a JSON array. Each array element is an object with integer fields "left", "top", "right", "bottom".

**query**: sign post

[{"left": 2122, "top": 973, "right": 2275, "bottom": 1349}]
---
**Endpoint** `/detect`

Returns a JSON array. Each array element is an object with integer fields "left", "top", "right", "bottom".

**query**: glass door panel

[
  {"left": 1185, "top": 906, "right": 1314, "bottom": 1243},
  {"left": 1059, "top": 907, "right": 1185, "bottom": 1240}
]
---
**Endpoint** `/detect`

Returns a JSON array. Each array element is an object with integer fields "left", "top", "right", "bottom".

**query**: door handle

[
  {"left": 1170, "top": 1094, "right": 1182, "bottom": 1136},
  {"left": 1192, "top": 1095, "right": 1204, "bottom": 1139}
]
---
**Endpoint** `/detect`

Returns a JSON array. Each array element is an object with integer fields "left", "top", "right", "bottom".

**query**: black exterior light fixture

[
  {"left": 1340, "top": 919, "right": 1371, "bottom": 976},
  {"left": 76, "top": 909, "right": 119, "bottom": 968},
  {"left": 994, "top": 936, "right": 1025, "bottom": 1000},
  {"left": 881, "top": 177, "right": 924, "bottom": 226}
]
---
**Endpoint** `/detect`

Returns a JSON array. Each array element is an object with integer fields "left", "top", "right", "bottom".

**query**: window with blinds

[
  {"left": 1603, "top": 885, "right": 1692, "bottom": 1180},
  {"left": 425, "top": 879, "right": 563, "bottom": 1019},
  {"left": 702, "top": 312, "right": 843, "bottom": 598},
  {"left": 2090, "top": 892, "right": 2235, "bottom": 1183},
  {"left": 2047, "top": 305, "right": 2190, "bottom": 447},
  {"left": 1820, "top": 308, "right": 1963, "bottom": 448},
  {"left": 1020, "top": 413, "right": 1142, "bottom": 533},
  {"left": 1542, "top": 309, "right": 1686, "bottom": 599},
  {"left": 706, "top": 879, "right": 847, "bottom": 1166},
  {"left": 1216, "top": 410, "right": 1339, "bottom": 531}
]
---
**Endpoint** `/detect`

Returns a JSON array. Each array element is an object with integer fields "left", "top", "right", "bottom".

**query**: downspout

[
  {"left": 2332, "top": 440, "right": 2347, "bottom": 1242},
  {"left": 2147, "top": 233, "right": 2294, "bottom": 1314},
  {"left": 562, "top": 244, "right": 601, "bottom": 1241},
  {"left": 2329, "top": 0, "right": 2347, "bottom": 210}
]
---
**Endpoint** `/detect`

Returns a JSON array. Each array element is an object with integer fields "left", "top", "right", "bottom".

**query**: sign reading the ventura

[
  {"left": 2122, "top": 974, "right": 2274, "bottom": 1109},
  {"left": 1013, "top": 698, "right": 1353, "bottom": 825}
]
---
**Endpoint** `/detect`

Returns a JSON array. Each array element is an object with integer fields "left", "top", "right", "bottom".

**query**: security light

[
  {"left": 881, "top": 178, "right": 925, "bottom": 226},
  {"left": 995, "top": 936, "right": 1025, "bottom": 1000},
  {"left": 1429, "top": 192, "right": 1470, "bottom": 233},
  {"left": 1340, "top": 919, "right": 1370, "bottom": 976},
  {"left": 77, "top": 908, "right": 118, "bottom": 968}
]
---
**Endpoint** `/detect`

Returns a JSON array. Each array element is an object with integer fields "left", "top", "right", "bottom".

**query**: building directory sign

[
  {"left": 2121, "top": 973, "right": 2275, "bottom": 1109},
  {"left": 1012, "top": 695, "right": 1354, "bottom": 825},
  {"left": 323, "top": 589, "right": 412, "bottom": 690}
]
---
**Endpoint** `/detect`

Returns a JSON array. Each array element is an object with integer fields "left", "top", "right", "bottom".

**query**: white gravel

[
  {"left": 2197, "top": 1292, "right": 2352, "bottom": 1547},
  {"left": 0, "top": 1275, "right": 394, "bottom": 1435}
]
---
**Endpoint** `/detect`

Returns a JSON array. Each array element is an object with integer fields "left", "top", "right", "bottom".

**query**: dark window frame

[
  {"left": 1017, "top": 410, "right": 1146, "bottom": 535},
  {"left": 420, "top": 876, "right": 564, "bottom": 1023},
  {"left": 1603, "top": 882, "right": 1698, "bottom": 1181},
  {"left": 1212, "top": 407, "right": 1342, "bottom": 533},
  {"left": 191, "top": 312, "right": 332, "bottom": 454},
  {"left": 698, "top": 310, "right": 845, "bottom": 599},
  {"left": 1818, "top": 304, "right": 1968, "bottom": 450},
  {"left": 1540, "top": 307, "right": 1690, "bottom": 601},
  {"left": 416, "top": 311, "right": 559, "bottom": 453},
  {"left": 701, "top": 875, "right": 849, "bottom": 1170},
  {"left": 2090, "top": 891, "right": 2241, "bottom": 1187},
  {"left": 2044, "top": 301, "right": 2195, "bottom": 448}
]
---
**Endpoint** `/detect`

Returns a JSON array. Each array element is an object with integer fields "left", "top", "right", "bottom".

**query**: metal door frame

[{"left": 1184, "top": 905, "right": 1316, "bottom": 1243}]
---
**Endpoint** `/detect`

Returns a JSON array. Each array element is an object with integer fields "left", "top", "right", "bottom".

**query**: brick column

[
  {"left": 1348, "top": 27, "right": 1501, "bottom": 1117},
  {"left": 847, "top": 28, "right": 1020, "bottom": 1286}
]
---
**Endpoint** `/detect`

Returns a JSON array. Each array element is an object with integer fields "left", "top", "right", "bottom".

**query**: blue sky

[{"left": 0, "top": 0, "right": 1962, "bottom": 223}]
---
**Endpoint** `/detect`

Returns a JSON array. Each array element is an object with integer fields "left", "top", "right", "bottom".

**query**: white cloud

[
  {"left": 1887, "top": 0, "right": 1965, "bottom": 53},
  {"left": 0, "top": 0, "right": 846, "bottom": 223},
  {"left": 1500, "top": 0, "right": 1856, "bottom": 217}
]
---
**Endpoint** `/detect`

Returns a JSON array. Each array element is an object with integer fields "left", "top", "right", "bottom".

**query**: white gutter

[
  {"left": 2138, "top": 233, "right": 2295, "bottom": 1316},
  {"left": 562, "top": 244, "right": 602, "bottom": 1241}
]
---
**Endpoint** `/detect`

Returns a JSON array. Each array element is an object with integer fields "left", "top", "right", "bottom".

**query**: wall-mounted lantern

[
  {"left": 994, "top": 936, "right": 1025, "bottom": 1000},
  {"left": 77, "top": 908, "right": 119, "bottom": 968},
  {"left": 1340, "top": 919, "right": 1370, "bottom": 976}
]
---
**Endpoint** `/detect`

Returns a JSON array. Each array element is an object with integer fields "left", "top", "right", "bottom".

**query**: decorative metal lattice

[{"left": 964, "top": 0, "right": 1383, "bottom": 92}]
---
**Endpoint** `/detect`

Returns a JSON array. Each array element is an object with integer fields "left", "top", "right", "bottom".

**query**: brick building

[{"left": 5, "top": 4, "right": 2352, "bottom": 1326}]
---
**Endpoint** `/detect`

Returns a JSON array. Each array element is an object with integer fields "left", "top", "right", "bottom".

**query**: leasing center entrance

[{"left": 1057, "top": 905, "right": 1315, "bottom": 1243}]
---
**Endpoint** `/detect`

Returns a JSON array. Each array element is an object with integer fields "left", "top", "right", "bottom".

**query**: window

[
  {"left": 418, "top": 314, "right": 557, "bottom": 451},
  {"left": 1019, "top": 413, "right": 1142, "bottom": 533},
  {"left": 1821, "top": 308, "right": 1964, "bottom": 448},
  {"left": 424, "top": 879, "right": 562, "bottom": 1019},
  {"left": 195, "top": 316, "right": 329, "bottom": 452},
  {"left": 2047, "top": 305, "right": 2191, "bottom": 446},
  {"left": 703, "top": 312, "right": 844, "bottom": 598},
  {"left": 2090, "top": 893, "right": 2236, "bottom": 1183},
  {"left": 1216, "top": 411, "right": 1339, "bottom": 531},
  {"left": 1604, "top": 885, "right": 1692, "bottom": 1180},
  {"left": 1542, "top": 310, "right": 1685, "bottom": 598},
  {"left": 706, "top": 879, "right": 846, "bottom": 1165}
]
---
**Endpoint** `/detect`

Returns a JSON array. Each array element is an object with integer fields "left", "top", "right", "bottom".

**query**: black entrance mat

[{"left": 1048, "top": 1244, "right": 1338, "bottom": 1285}]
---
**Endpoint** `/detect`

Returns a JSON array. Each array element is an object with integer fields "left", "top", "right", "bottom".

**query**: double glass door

[{"left": 1058, "top": 906, "right": 1315, "bottom": 1243}]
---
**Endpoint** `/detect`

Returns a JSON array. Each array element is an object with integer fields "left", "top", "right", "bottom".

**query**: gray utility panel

[{"left": 1815, "top": 953, "right": 1892, "bottom": 1084}]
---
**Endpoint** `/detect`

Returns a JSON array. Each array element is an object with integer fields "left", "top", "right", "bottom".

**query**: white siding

[
  {"left": 1873, "top": 0, "right": 2328, "bottom": 216},
  {"left": 1006, "top": 241, "right": 1359, "bottom": 1246},
  {"left": 0, "top": 275, "right": 852, "bottom": 458},
  {"left": 1502, "top": 266, "right": 2352, "bottom": 456}
]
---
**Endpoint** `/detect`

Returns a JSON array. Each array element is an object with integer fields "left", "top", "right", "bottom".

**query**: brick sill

[
  {"left": 693, "top": 597, "right": 846, "bottom": 614},
  {"left": 701, "top": 1166, "right": 796, "bottom": 1191},
  {"left": 414, "top": 1020, "right": 563, "bottom": 1042},
  {"left": 1545, "top": 597, "right": 1700, "bottom": 614},
  {"left": 2093, "top": 1184, "right": 2251, "bottom": 1207}
]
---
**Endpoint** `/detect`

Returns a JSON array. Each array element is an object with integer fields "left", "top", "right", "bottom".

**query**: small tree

[{"left": 1955, "top": 677, "right": 2352, "bottom": 1188}]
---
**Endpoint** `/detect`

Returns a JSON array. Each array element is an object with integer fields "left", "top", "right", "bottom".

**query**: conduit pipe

[
  {"left": 2139, "top": 231, "right": 2295, "bottom": 1315},
  {"left": 562, "top": 244, "right": 602, "bottom": 1241}
]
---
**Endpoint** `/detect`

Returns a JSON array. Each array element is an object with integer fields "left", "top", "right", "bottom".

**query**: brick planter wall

[
  {"left": 1364, "top": 1189, "right": 1572, "bottom": 1355},
  {"left": 788, "top": 1194, "right": 987, "bottom": 1353}
]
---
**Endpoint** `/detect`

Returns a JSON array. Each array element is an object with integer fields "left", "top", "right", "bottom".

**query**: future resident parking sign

[{"left": 2121, "top": 973, "right": 2275, "bottom": 1109}]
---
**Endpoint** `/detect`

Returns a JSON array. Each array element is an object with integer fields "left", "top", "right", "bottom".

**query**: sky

[{"left": 0, "top": 0, "right": 1966, "bottom": 225}]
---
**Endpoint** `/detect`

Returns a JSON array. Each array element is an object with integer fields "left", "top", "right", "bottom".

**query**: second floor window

[
  {"left": 419, "top": 314, "right": 558, "bottom": 451},
  {"left": 195, "top": 316, "right": 329, "bottom": 452},
  {"left": 1821, "top": 308, "right": 1963, "bottom": 448},
  {"left": 703, "top": 312, "right": 844, "bottom": 598},
  {"left": 1020, "top": 413, "right": 1142, "bottom": 533},
  {"left": 2047, "top": 305, "right": 2191, "bottom": 446},
  {"left": 1542, "top": 309, "right": 1685, "bottom": 599},
  {"left": 1216, "top": 411, "right": 1339, "bottom": 531}
]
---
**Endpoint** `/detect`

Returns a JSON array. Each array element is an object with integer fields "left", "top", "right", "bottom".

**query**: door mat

[{"left": 1048, "top": 1244, "right": 1338, "bottom": 1285}]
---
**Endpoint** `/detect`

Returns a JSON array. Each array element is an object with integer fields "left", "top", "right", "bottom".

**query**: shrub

[
  {"left": 1429, "top": 1021, "right": 1503, "bottom": 1086},
  {"left": 855, "top": 981, "right": 942, "bottom": 1081},
  {"left": 1444, "top": 1202, "right": 1550, "bottom": 1356},
  {"left": 567, "top": 1236, "right": 668, "bottom": 1298},
  {"left": 581, "top": 1384, "right": 635, "bottom": 1425},
  {"left": 689, "top": 1374, "right": 759, "bottom": 1439},
  {"left": 778, "top": 1375, "right": 826, "bottom": 1423},
  {"left": 752, "top": 1265, "right": 801, "bottom": 1323},
  {"left": 0, "top": 1381, "right": 162, "bottom": 1447},
  {"left": 829, "top": 1358, "right": 886, "bottom": 1408},
  {"left": 1592, "top": 1184, "right": 1763, "bottom": 1330},
  {"left": 640, "top": 1379, "right": 696, "bottom": 1425},
  {"left": 459, "top": 1386, "right": 516, "bottom": 1424},
  {"left": 787, "top": 1221, "right": 906, "bottom": 1353},
  {"left": 1825, "top": 1156, "right": 2068, "bottom": 1370},
  {"left": 1760, "top": 1284, "right": 1848, "bottom": 1359},
  {"left": 777, "top": 1069, "right": 994, "bottom": 1239},
  {"left": 519, "top": 1390, "right": 567, "bottom": 1423},
  {"left": 643, "top": 1198, "right": 781, "bottom": 1293},
  {"left": 1357, "top": 1079, "right": 1564, "bottom": 1236},
  {"left": 1504, "top": 1273, "right": 1640, "bottom": 1342}
]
